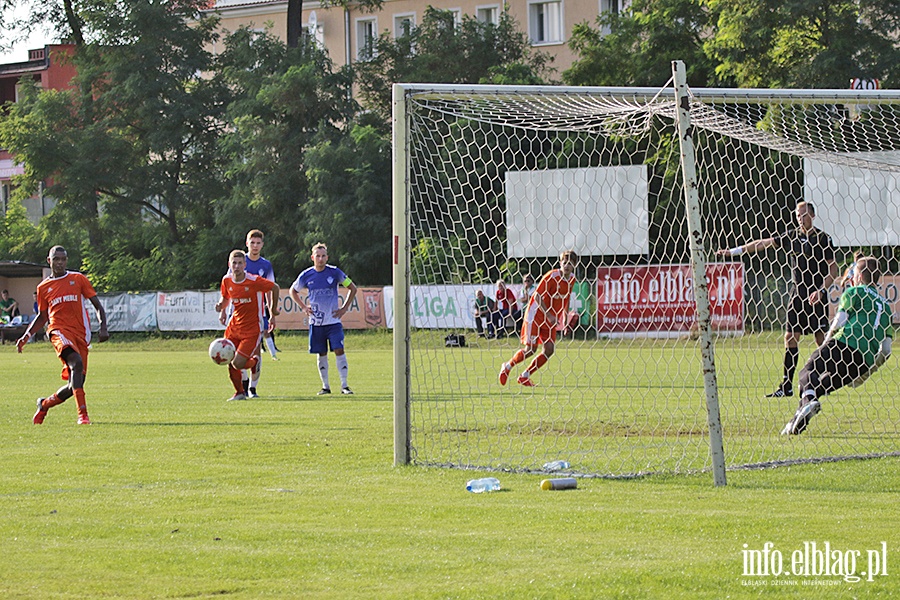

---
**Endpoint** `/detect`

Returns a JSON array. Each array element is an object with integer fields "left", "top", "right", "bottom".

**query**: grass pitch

[{"left": 1, "top": 331, "right": 898, "bottom": 598}]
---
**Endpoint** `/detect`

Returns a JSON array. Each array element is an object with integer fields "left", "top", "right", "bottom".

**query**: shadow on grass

[{"left": 251, "top": 394, "right": 392, "bottom": 403}]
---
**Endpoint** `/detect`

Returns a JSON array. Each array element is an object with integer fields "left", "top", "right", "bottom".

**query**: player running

[
  {"left": 18, "top": 245, "right": 109, "bottom": 425},
  {"left": 216, "top": 250, "right": 280, "bottom": 401},
  {"left": 499, "top": 249, "right": 578, "bottom": 387}
]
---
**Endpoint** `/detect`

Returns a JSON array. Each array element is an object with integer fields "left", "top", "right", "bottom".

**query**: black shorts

[
  {"left": 798, "top": 340, "right": 868, "bottom": 398},
  {"left": 785, "top": 293, "right": 829, "bottom": 335}
]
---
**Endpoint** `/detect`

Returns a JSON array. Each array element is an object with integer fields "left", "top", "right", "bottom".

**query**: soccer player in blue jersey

[
  {"left": 290, "top": 243, "right": 358, "bottom": 395},
  {"left": 240, "top": 230, "right": 278, "bottom": 397}
]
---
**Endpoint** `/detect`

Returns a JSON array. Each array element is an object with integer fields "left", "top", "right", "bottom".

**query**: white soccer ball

[{"left": 209, "top": 338, "right": 236, "bottom": 365}]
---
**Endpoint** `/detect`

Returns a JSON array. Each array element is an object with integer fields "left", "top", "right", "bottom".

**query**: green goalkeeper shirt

[{"left": 832, "top": 284, "right": 894, "bottom": 366}]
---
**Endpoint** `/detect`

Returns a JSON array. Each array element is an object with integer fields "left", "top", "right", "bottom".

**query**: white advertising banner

[
  {"left": 156, "top": 290, "right": 224, "bottom": 331},
  {"left": 505, "top": 166, "right": 649, "bottom": 257},
  {"left": 384, "top": 286, "right": 394, "bottom": 329},
  {"left": 91, "top": 292, "right": 158, "bottom": 332},
  {"left": 409, "top": 285, "right": 497, "bottom": 329},
  {"left": 805, "top": 153, "right": 900, "bottom": 246}
]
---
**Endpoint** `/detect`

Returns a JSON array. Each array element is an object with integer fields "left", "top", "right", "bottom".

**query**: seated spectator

[
  {"left": 0, "top": 290, "right": 19, "bottom": 322},
  {"left": 516, "top": 274, "right": 535, "bottom": 330},
  {"left": 493, "top": 280, "right": 520, "bottom": 337},
  {"left": 474, "top": 290, "right": 496, "bottom": 338}
]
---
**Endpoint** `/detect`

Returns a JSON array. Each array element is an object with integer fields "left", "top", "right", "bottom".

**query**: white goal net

[{"left": 392, "top": 71, "right": 900, "bottom": 483}]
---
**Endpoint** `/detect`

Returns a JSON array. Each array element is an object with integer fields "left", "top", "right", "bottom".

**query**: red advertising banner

[
  {"left": 275, "top": 287, "right": 386, "bottom": 330},
  {"left": 596, "top": 263, "right": 744, "bottom": 335}
]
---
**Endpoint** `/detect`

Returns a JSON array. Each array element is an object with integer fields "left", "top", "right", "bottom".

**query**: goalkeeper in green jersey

[{"left": 782, "top": 256, "right": 894, "bottom": 435}]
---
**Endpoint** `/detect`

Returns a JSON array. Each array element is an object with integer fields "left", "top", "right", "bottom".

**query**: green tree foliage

[
  {"left": 354, "top": 7, "right": 554, "bottom": 120},
  {"left": 706, "top": 0, "right": 900, "bottom": 88},
  {"left": 0, "top": 1, "right": 226, "bottom": 290},
  {"left": 213, "top": 27, "right": 359, "bottom": 284},
  {"left": 564, "top": 0, "right": 723, "bottom": 87},
  {"left": 0, "top": 197, "right": 41, "bottom": 258},
  {"left": 303, "top": 115, "right": 392, "bottom": 285}
]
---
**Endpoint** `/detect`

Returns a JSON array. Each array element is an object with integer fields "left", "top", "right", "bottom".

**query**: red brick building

[{"left": 0, "top": 45, "right": 77, "bottom": 223}]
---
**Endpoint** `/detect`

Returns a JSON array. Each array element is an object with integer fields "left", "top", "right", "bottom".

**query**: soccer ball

[{"left": 209, "top": 338, "right": 236, "bottom": 365}]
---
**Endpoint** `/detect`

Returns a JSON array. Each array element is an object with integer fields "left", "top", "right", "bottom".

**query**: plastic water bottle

[
  {"left": 540, "top": 477, "right": 578, "bottom": 491},
  {"left": 542, "top": 460, "right": 570, "bottom": 472},
  {"left": 466, "top": 477, "right": 501, "bottom": 493}
]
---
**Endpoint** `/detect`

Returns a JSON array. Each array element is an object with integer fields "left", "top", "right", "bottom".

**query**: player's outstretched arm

[{"left": 715, "top": 237, "right": 776, "bottom": 257}]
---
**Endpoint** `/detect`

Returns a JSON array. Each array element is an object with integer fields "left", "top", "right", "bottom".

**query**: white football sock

[
  {"left": 336, "top": 354, "right": 349, "bottom": 388},
  {"left": 251, "top": 361, "right": 261, "bottom": 388},
  {"left": 318, "top": 355, "right": 329, "bottom": 389}
]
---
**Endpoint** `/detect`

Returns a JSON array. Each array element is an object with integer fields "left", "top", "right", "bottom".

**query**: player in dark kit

[{"left": 717, "top": 202, "right": 838, "bottom": 397}]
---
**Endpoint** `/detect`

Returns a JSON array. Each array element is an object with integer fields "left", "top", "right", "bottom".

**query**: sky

[
  {"left": 0, "top": 5, "right": 54, "bottom": 64},
  {"left": 0, "top": 32, "right": 54, "bottom": 63}
]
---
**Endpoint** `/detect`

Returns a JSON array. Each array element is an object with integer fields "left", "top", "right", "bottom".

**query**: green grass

[
  {"left": 407, "top": 331, "right": 900, "bottom": 476},
  {"left": 1, "top": 332, "right": 898, "bottom": 598}
]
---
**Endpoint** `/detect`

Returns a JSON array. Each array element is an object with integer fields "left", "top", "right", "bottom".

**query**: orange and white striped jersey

[
  {"left": 220, "top": 272, "right": 276, "bottom": 340},
  {"left": 37, "top": 271, "right": 98, "bottom": 346}
]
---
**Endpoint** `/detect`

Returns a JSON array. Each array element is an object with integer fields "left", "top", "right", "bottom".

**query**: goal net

[{"left": 392, "top": 74, "right": 900, "bottom": 482}]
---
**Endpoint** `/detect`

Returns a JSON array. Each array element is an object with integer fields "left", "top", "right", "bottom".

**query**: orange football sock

[
  {"left": 228, "top": 366, "right": 243, "bottom": 393},
  {"left": 74, "top": 388, "right": 88, "bottom": 418},
  {"left": 509, "top": 349, "right": 527, "bottom": 368},
  {"left": 526, "top": 353, "right": 548, "bottom": 374},
  {"left": 43, "top": 393, "right": 65, "bottom": 409}
]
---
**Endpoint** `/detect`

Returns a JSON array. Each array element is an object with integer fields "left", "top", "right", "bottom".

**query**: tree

[
  {"left": 354, "top": 7, "right": 554, "bottom": 120},
  {"left": 564, "top": 0, "right": 723, "bottom": 88},
  {"left": 213, "top": 27, "right": 361, "bottom": 284},
  {"left": 302, "top": 115, "right": 392, "bottom": 285},
  {"left": 706, "top": 0, "right": 900, "bottom": 88},
  {"left": 0, "top": 1, "right": 227, "bottom": 290}
]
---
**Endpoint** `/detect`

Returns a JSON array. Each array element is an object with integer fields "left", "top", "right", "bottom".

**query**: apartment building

[{"left": 207, "top": 1, "right": 623, "bottom": 75}]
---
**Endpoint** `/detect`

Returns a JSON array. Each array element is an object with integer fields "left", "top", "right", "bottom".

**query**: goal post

[
  {"left": 392, "top": 78, "right": 900, "bottom": 483},
  {"left": 671, "top": 60, "right": 726, "bottom": 486},
  {"left": 392, "top": 82, "right": 411, "bottom": 466}
]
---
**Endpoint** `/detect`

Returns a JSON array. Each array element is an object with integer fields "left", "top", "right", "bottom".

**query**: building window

[
  {"left": 599, "top": 0, "right": 625, "bottom": 15},
  {"left": 476, "top": 5, "right": 500, "bottom": 25},
  {"left": 529, "top": 1, "right": 563, "bottom": 45},
  {"left": 0, "top": 181, "right": 10, "bottom": 216},
  {"left": 449, "top": 8, "right": 462, "bottom": 28},
  {"left": 356, "top": 17, "right": 378, "bottom": 61},
  {"left": 394, "top": 13, "right": 415, "bottom": 38},
  {"left": 305, "top": 10, "right": 324, "bottom": 48}
]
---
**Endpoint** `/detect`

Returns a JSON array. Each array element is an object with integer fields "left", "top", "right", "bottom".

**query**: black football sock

[{"left": 783, "top": 347, "right": 799, "bottom": 388}]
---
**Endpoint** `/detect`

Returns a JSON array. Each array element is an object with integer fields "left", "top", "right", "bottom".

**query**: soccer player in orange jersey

[
  {"left": 215, "top": 250, "right": 280, "bottom": 401},
  {"left": 17, "top": 245, "right": 109, "bottom": 425},
  {"left": 499, "top": 249, "right": 578, "bottom": 387}
]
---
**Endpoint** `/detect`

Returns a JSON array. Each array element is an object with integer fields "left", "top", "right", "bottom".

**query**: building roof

[
  {"left": 0, "top": 56, "right": 49, "bottom": 77},
  {"left": 0, "top": 261, "right": 47, "bottom": 278}
]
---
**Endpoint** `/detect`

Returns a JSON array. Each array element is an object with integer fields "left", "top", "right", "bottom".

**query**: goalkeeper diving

[{"left": 782, "top": 256, "right": 893, "bottom": 435}]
